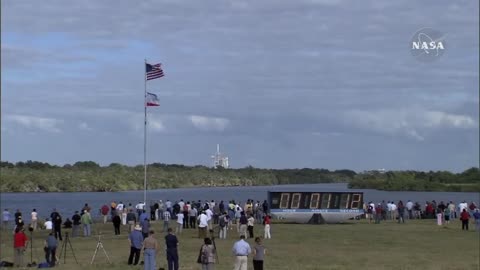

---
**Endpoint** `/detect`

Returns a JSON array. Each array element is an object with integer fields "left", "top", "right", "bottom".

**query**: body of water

[{"left": 1, "top": 183, "right": 478, "bottom": 222}]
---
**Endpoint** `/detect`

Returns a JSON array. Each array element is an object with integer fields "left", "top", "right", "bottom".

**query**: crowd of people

[
  {"left": 363, "top": 200, "right": 480, "bottom": 230},
  {"left": 2, "top": 198, "right": 271, "bottom": 270},
  {"left": 3, "top": 197, "right": 479, "bottom": 269}
]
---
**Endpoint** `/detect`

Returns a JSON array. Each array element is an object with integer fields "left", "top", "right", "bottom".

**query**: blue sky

[{"left": 1, "top": 0, "right": 478, "bottom": 172}]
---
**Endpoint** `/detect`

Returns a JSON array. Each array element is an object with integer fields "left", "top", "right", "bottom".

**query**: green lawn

[{"left": 1, "top": 219, "right": 478, "bottom": 270}]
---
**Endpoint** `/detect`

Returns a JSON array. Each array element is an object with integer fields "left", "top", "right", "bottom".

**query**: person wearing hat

[{"left": 128, "top": 225, "right": 144, "bottom": 265}]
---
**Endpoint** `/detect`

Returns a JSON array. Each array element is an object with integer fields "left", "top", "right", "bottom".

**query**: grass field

[{"left": 0, "top": 219, "right": 478, "bottom": 270}]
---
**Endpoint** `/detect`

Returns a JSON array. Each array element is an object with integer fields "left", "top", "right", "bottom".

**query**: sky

[{"left": 1, "top": 0, "right": 479, "bottom": 172}]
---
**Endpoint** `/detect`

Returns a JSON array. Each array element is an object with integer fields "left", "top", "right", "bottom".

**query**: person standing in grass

[
  {"left": 232, "top": 235, "right": 251, "bottom": 270},
  {"left": 143, "top": 230, "right": 159, "bottom": 270},
  {"left": 113, "top": 213, "right": 121, "bottom": 235},
  {"left": 71, "top": 211, "right": 81, "bottom": 237},
  {"left": 81, "top": 209, "right": 93, "bottom": 237},
  {"left": 100, "top": 204, "right": 109, "bottom": 224},
  {"left": 128, "top": 225, "right": 144, "bottom": 266},
  {"left": 13, "top": 227, "right": 28, "bottom": 268},
  {"left": 165, "top": 228, "right": 179, "bottom": 270},
  {"left": 198, "top": 211, "right": 209, "bottom": 239},
  {"left": 444, "top": 207, "right": 451, "bottom": 225},
  {"left": 44, "top": 232, "right": 57, "bottom": 267},
  {"left": 247, "top": 214, "right": 255, "bottom": 239},
  {"left": 127, "top": 209, "right": 137, "bottom": 232},
  {"left": 176, "top": 211, "right": 184, "bottom": 235},
  {"left": 473, "top": 209, "right": 480, "bottom": 232},
  {"left": 375, "top": 204, "right": 382, "bottom": 224},
  {"left": 219, "top": 212, "right": 228, "bottom": 239},
  {"left": 263, "top": 215, "right": 271, "bottom": 239},
  {"left": 397, "top": 201, "right": 406, "bottom": 223},
  {"left": 2, "top": 209, "right": 11, "bottom": 230},
  {"left": 252, "top": 237, "right": 266, "bottom": 270},
  {"left": 460, "top": 209, "right": 470, "bottom": 230},
  {"left": 199, "top": 237, "right": 216, "bottom": 270},
  {"left": 31, "top": 209, "right": 38, "bottom": 231},
  {"left": 163, "top": 210, "right": 171, "bottom": 233},
  {"left": 239, "top": 212, "right": 248, "bottom": 238}
]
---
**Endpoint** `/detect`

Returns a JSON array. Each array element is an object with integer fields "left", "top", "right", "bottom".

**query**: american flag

[{"left": 146, "top": 63, "right": 164, "bottom": 80}]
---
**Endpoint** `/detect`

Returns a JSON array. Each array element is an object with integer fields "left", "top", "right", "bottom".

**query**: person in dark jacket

[
  {"left": 112, "top": 214, "right": 121, "bottom": 235},
  {"left": 126, "top": 209, "right": 136, "bottom": 232},
  {"left": 165, "top": 228, "right": 179, "bottom": 270},
  {"left": 71, "top": 211, "right": 81, "bottom": 237},
  {"left": 63, "top": 218, "right": 73, "bottom": 229},
  {"left": 53, "top": 215, "right": 63, "bottom": 241}
]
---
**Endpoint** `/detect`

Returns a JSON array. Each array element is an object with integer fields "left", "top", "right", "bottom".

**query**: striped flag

[
  {"left": 146, "top": 63, "right": 164, "bottom": 80},
  {"left": 146, "top": 92, "right": 160, "bottom": 106}
]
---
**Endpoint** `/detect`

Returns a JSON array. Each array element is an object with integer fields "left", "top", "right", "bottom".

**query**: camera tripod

[
  {"left": 58, "top": 232, "right": 78, "bottom": 264},
  {"left": 209, "top": 228, "right": 219, "bottom": 263},
  {"left": 27, "top": 228, "right": 37, "bottom": 267},
  {"left": 91, "top": 233, "right": 111, "bottom": 264}
]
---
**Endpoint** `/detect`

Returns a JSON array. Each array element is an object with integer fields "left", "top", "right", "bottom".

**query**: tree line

[{"left": 0, "top": 161, "right": 478, "bottom": 192}]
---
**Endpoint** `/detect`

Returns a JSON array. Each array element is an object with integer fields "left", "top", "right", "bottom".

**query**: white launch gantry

[{"left": 211, "top": 144, "right": 229, "bottom": 169}]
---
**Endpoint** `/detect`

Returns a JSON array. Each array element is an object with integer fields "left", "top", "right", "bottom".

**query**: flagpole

[{"left": 144, "top": 59, "right": 147, "bottom": 204}]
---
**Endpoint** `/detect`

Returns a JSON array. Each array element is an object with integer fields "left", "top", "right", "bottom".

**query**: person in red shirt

[
  {"left": 13, "top": 227, "right": 28, "bottom": 267},
  {"left": 263, "top": 215, "right": 271, "bottom": 239},
  {"left": 460, "top": 209, "right": 470, "bottom": 230},
  {"left": 101, "top": 204, "right": 110, "bottom": 224}
]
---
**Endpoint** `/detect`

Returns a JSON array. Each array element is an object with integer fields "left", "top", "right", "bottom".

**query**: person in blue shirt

[
  {"left": 473, "top": 209, "right": 480, "bottom": 232},
  {"left": 2, "top": 209, "right": 11, "bottom": 230},
  {"left": 128, "top": 225, "right": 144, "bottom": 265},
  {"left": 44, "top": 232, "right": 58, "bottom": 267},
  {"left": 232, "top": 235, "right": 251, "bottom": 270}
]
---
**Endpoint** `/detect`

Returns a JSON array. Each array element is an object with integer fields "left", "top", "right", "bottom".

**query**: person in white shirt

[
  {"left": 390, "top": 202, "right": 397, "bottom": 221},
  {"left": 165, "top": 200, "right": 172, "bottom": 213},
  {"left": 116, "top": 202, "right": 124, "bottom": 213},
  {"left": 176, "top": 212, "right": 184, "bottom": 234},
  {"left": 178, "top": 200, "right": 185, "bottom": 210},
  {"left": 406, "top": 200, "right": 414, "bottom": 219},
  {"left": 205, "top": 208, "right": 213, "bottom": 229},
  {"left": 459, "top": 201, "right": 468, "bottom": 214},
  {"left": 197, "top": 211, "right": 208, "bottom": 239},
  {"left": 44, "top": 219, "right": 53, "bottom": 230},
  {"left": 31, "top": 209, "right": 38, "bottom": 230}
]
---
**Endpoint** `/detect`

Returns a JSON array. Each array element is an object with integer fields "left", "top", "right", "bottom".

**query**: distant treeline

[{"left": 0, "top": 160, "right": 479, "bottom": 192}]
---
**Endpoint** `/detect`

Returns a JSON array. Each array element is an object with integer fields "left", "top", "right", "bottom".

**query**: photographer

[
  {"left": 44, "top": 232, "right": 57, "bottom": 267},
  {"left": 198, "top": 237, "right": 216, "bottom": 270}
]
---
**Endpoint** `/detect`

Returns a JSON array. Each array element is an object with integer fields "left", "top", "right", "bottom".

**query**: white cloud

[
  {"left": 5, "top": 114, "right": 63, "bottom": 133},
  {"left": 128, "top": 114, "right": 165, "bottom": 133},
  {"left": 78, "top": 122, "right": 93, "bottom": 131},
  {"left": 149, "top": 118, "right": 165, "bottom": 132},
  {"left": 189, "top": 115, "right": 230, "bottom": 132},
  {"left": 344, "top": 109, "right": 476, "bottom": 141},
  {"left": 424, "top": 111, "right": 476, "bottom": 129}
]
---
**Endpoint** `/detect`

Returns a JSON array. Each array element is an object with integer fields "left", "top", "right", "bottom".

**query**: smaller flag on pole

[
  {"left": 146, "top": 63, "right": 165, "bottom": 80},
  {"left": 146, "top": 92, "right": 160, "bottom": 107}
]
